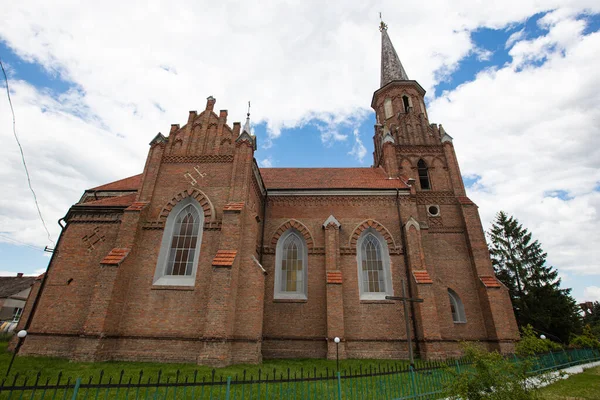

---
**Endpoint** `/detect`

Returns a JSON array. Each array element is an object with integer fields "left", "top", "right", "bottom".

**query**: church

[{"left": 15, "top": 23, "right": 519, "bottom": 366}]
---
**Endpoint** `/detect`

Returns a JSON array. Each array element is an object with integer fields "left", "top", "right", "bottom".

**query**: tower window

[
  {"left": 417, "top": 159, "right": 431, "bottom": 190},
  {"left": 402, "top": 95, "right": 411, "bottom": 113}
]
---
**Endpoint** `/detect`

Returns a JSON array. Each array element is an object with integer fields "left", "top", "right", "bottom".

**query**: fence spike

[
  {"left": 119, "top": 370, "right": 124, "bottom": 384},
  {"left": 301, "top": 367, "right": 303, "bottom": 379},
  {"left": 211, "top": 369, "right": 215, "bottom": 383},
  {"left": 287, "top": 368, "right": 290, "bottom": 380},
  {"left": 193, "top": 370, "right": 197, "bottom": 383}
]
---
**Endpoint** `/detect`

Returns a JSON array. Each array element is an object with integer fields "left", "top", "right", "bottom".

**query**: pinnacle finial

[
  {"left": 242, "top": 101, "right": 251, "bottom": 135},
  {"left": 379, "top": 13, "right": 387, "bottom": 32}
]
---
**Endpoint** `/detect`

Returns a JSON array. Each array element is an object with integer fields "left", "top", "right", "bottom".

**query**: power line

[
  {"left": 0, "top": 233, "right": 46, "bottom": 252},
  {"left": 0, "top": 57, "right": 54, "bottom": 246}
]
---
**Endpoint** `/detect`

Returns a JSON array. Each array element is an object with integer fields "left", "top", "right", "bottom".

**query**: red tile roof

[
  {"left": 101, "top": 248, "right": 130, "bottom": 266},
  {"left": 413, "top": 270, "right": 433, "bottom": 284},
  {"left": 260, "top": 168, "right": 410, "bottom": 190},
  {"left": 126, "top": 201, "right": 149, "bottom": 211},
  {"left": 212, "top": 250, "right": 237, "bottom": 267},
  {"left": 480, "top": 275, "right": 501, "bottom": 288},
  {"left": 81, "top": 193, "right": 137, "bottom": 207},
  {"left": 327, "top": 271, "right": 343, "bottom": 284},
  {"left": 90, "top": 174, "right": 143, "bottom": 191},
  {"left": 223, "top": 202, "right": 244, "bottom": 212}
]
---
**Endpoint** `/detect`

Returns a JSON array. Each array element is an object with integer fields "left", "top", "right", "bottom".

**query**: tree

[
  {"left": 488, "top": 211, "right": 581, "bottom": 343},
  {"left": 581, "top": 301, "right": 600, "bottom": 339}
]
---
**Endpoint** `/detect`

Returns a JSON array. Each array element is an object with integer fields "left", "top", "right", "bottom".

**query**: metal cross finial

[
  {"left": 247, "top": 101, "right": 251, "bottom": 118},
  {"left": 379, "top": 13, "right": 387, "bottom": 31}
]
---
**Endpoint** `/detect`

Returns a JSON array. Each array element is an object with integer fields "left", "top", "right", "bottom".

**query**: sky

[{"left": 0, "top": 1, "right": 599, "bottom": 303}]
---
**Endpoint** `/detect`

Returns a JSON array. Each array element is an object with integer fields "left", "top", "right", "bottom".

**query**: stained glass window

[
  {"left": 361, "top": 233, "right": 385, "bottom": 293},
  {"left": 280, "top": 234, "right": 304, "bottom": 292}
]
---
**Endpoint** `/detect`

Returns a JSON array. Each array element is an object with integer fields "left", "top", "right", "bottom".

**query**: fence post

[
  {"left": 549, "top": 351, "right": 557, "bottom": 369},
  {"left": 409, "top": 365, "right": 418, "bottom": 398},
  {"left": 71, "top": 377, "right": 81, "bottom": 400},
  {"left": 454, "top": 360, "right": 461, "bottom": 374},
  {"left": 337, "top": 372, "right": 342, "bottom": 400},
  {"left": 225, "top": 376, "right": 231, "bottom": 400}
]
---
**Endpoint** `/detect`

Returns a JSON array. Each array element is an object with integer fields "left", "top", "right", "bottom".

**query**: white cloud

[
  {"left": 259, "top": 157, "right": 274, "bottom": 168},
  {"left": 348, "top": 128, "right": 367, "bottom": 163},
  {"left": 428, "top": 9, "right": 600, "bottom": 285},
  {"left": 506, "top": 28, "right": 525, "bottom": 49},
  {"left": 583, "top": 286, "right": 600, "bottom": 302}
]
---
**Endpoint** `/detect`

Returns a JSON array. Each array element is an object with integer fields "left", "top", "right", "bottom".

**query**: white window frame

[
  {"left": 448, "top": 289, "right": 467, "bottom": 323},
  {"left": 356, "top": 228, "right": 394, "bottom": 300},
  {"left": 153, "top": 197, "right": 204, "bottom": 287},
  {"left": 274, "top": 228, "right": 308, "bottom": 300}
]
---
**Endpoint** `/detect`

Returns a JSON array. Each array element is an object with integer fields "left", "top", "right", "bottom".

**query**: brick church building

[{"left": 16, "top": 23, "right": 519, "bottom": 366}]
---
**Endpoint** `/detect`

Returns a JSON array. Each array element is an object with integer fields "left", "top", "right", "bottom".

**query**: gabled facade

[{"left": 15, "top": 23, "right": 519, "bottom": 366}]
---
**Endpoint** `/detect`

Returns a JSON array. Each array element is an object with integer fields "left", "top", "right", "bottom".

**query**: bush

[
  {"left": 516, "top": 325, "right": 562, "bottom": 357},
  {"left": 0, "top": 332, "right": 13, "bottom": 342},
  {"left": 444, "top": 344, "right": 552, "bottom": 400},
  {"left": 570, "top": 325, "right": 600, "bottom": 350}
]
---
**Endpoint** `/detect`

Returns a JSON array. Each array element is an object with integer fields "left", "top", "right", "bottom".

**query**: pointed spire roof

[{"left": 380, "top": 21, "right": 409, "bottom": 87}]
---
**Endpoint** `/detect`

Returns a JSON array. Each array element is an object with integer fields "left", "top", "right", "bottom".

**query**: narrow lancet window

[
  {"left": 361, "top": 233, "right": 385, "bottom": 292},
  {"left": 448, "top": 289, "right": 466, "bottom": 323},
  {"left": 402, "top": 95, "right": 411, "bottom": 113},
  {"left": 417, "top": 159, "right": 431, "bottom": 190},
  {"left": 165, "top": 205, "right": 200, "bottom": 276},
  {"left": 274, "top": 229, "right": 308, "bottom": 299},
  {"left": 153, "top": 197, "right": 204, "bottom": 286},
  {"left": 356, "top": 228, "right": 393, "bottom": 299}
]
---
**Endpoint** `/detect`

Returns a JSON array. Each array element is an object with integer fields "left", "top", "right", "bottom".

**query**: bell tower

[{"left": 371, "top": 21, "right": 453, "bottom": 182}]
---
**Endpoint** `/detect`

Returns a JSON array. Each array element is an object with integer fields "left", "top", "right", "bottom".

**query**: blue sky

[{"left": 1, "top": 2, "right": 599, "bottom": 303}]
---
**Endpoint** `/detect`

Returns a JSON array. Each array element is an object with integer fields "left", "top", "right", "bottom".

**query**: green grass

[
  {"left": 0, "top": 342, "right": 421, "bottom": 383},
  {"left": 538, "top": 366, "right": 600, "bottom": 399}
]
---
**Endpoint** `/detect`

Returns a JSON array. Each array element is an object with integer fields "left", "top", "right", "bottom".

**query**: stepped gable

[{"left": 260, "top": 167, "right": 410, "bottom": 190}]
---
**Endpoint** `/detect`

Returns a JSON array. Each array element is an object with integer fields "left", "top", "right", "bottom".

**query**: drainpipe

[
  {"left": 396, "top": 189, "right": 421, "bottom": 358},
  {"left": 17, "top": 215, "right": 68, "bottom": 354},
  {"left": 259, "top": 191, "right": 268, "bottom": 263}
]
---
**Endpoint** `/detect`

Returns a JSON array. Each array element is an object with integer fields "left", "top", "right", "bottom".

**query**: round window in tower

[{"left": 427, "top": 205, "right": 440, "bottom": 217}]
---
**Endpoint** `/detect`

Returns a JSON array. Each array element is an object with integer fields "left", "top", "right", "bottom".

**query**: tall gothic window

[
  {"left": 356, "top": 228, "right": 393, "bottom": 300},
  {"left": 448, "top": 289, "right": 466, "bottom": 323},
  {"left": 274, "top": 229, "right": 308, "bottom": 300},
  {"left": 153, "top": 197, "right": 204, "bottom": 286},
  {"left": 417, "top": 159, "right": 431, "bottom": 190}
]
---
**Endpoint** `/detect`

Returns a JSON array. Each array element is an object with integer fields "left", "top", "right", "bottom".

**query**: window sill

[
  {"left": 360, "top": 300, "right": 396, "bottom": 304},
  {"left": 151, "top": 285, "right": 195, "bottom": 291},
  {"left": 453, "top": 321, "right": 467, "bottom": 324},
  {"left": 273, "top": 298, "right": 308, "bottom": 303}
]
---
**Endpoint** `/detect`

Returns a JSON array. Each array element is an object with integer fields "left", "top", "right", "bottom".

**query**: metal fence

[{"left": 1, "top": 348, "right": 598, "bottom": 399}]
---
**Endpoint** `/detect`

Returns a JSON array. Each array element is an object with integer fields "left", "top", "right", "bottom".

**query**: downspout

[
  {"left": 17, "top": 215, "right": 68, "bottom": 353},
  {"left": 259, "top": 190, "right": 268, "bottom": 263},
  {"left": 396, "top": 189, "right": 421, "bottom": 357}
]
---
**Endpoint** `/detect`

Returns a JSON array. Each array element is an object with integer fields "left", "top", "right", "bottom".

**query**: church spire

[{"left": 380, "top": 20, "right": 409, "bottom": 87}]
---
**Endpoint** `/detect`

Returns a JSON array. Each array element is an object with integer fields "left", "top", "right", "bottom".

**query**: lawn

[
  {"left": 0, "top": 341, "right": 418, "bottom": 384},
  {"left": 539, "top": 366, "right": 600, "bottom": 399}
]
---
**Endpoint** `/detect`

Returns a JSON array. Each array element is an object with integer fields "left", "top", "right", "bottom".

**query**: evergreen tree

[
  {"left": 488, "top": 211, "right": 581, "bottom": 343},
  {"left": 582, "top": 301, "right": 600, "bottom": 339}
]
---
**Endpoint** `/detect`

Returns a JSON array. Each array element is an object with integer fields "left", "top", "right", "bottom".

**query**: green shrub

[
  {"left": 570, "top": 325, "right": 600, "bottom": 349},
  {"left": 444, "top": 344, "right": 553, "bottom": 400},
  {"left": 516, "top": 325, "right": 562, "bottom": 357}
]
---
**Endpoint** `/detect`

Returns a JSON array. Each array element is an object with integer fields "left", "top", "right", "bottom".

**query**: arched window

[
  {"left": 402, "top": 95, "right": 412, "bottom": 113},
  {"left": 274, "top": 229, "right": 308, "bottom": 300},
  {"left": 153, "top": 197, "right": 204, "bottom": 286},
  {"left": 357, "top": 228, "right": 393, "bottom": 300},
  {"left": 417, "top": 159, "right": 431, "bottom": 190},
  {"left": 448, "top": 289, "right": 466, "bottom": 323}
]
